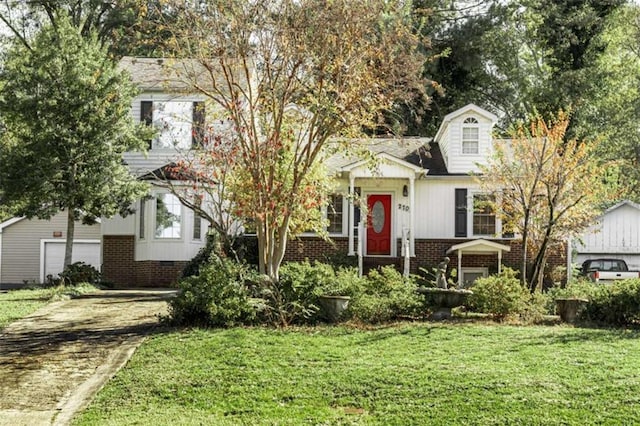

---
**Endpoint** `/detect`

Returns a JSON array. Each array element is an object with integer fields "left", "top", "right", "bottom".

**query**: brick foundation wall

[
  {"left": 281, "top": 236, "right": 567, "bottom": 284},
  {"left": 134, "top": 260, "right": 186, "bottom": 287},
  {"left": 103, "top": 235, "right": 185, "bottom": 288}
]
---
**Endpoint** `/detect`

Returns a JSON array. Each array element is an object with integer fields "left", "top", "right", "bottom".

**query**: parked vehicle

[{"left": 580, "top": 258, "right": 640, "bottom": 283}]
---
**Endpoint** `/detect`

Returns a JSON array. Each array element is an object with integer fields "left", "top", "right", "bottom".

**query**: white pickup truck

[{"left": 580, "top": 258, "right": 640, "bottom": 283}]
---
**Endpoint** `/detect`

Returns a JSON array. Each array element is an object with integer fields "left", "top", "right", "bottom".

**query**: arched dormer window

[{"left": 462, "top": 116, "right": 479, "bottom": 154}]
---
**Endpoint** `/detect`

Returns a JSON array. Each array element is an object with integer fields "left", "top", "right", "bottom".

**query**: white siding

[
  {"left": 0, "top": 212, "right": 100, "bottom": 284},
  {"left": 575, "top": 203, "right": 640, "bottom": 255},
  {"left": 445, "top": 114, "right": 493, "bottom": 174},
  {"left": 414, "top": 177, "right": 479, "bottom": 239}
]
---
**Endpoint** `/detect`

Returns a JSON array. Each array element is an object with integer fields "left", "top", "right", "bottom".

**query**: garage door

[{"left": 42, "top": 240, "right": 101, "bottom": 281}]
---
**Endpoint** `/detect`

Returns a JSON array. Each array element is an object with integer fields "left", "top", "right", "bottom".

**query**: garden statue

[{"left": 436, "top": 257, "right": 450, "bottom": 289}]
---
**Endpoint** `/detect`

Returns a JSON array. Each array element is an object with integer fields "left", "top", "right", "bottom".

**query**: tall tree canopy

[
  {"left": 403, "top": 0, "right": 626, "bottom": 136},
  {"left": 0, "top": 14, "right": 150, "bottom": 270},
  {"left": 0, "top": 0, "right": 171, "bottom": 57},
  {"left": 162, "top": 0, "right": 429, "bottom": 282}
]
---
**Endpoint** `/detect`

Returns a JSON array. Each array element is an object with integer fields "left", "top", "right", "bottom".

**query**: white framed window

[
  {"left": 327, "top": 194, "right": 345, "bottom": 234},
  {"left": 155, "top": 193, "right": 182, "bottom": 239},
  {"left": 472, "top": 194, "right": 496, "bottom": 236},
  {"left": 462, "top": 117, "right": 479, "bottom": 154},
  {"left": 461, "top": 267, "right": 488, "bottom": 288}
]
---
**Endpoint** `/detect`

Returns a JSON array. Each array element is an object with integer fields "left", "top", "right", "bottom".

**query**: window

[
  {"left": 327, "top": 194, "right": 344, "bottom": 233},
  {"left": 461, "top": 267, "right": 488, "bottom": 288},
  {"left": 154, "top": 101, "right": 193, "bottom": 150},
  {"left": 193, "top": 214, "right": 202, "bottom": 240},
  {"left": 192, "top": 101, "right": 206, "bottom": 148},
  {"left": 155, "top": 193, "right": 182, "bottom": 238},
  {"left": 462, "top": 117, "right": 479, "bottom": 154},
  {"left": 140, "top": 101, "right": 153, "bottom": 149},
  {"left": 473, "top": 194, "right": 496, "bottom": 236},
  {"left": 192, "top": 195, "right": 204, "bottom": 240},
  {"left": 139, "top": 198, "right": 146, "bottom": 239}
]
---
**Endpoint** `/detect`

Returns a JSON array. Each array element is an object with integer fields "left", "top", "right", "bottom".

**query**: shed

[{"left": 573, "top": 200, "right": 640, "bottom": 270}]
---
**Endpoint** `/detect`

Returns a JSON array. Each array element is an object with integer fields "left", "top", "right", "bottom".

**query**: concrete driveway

[{"left": 0, "top": 289, "right": 175, "bottom": 426}]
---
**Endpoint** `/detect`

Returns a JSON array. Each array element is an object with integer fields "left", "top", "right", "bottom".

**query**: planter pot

[
  {"left": 418, "top": 287, "right": 473, "bottom": 320},
  {"left": 555, "top": 297, "right": 588, "bottom": 323},
  {"left": 318, "top": 295, "right": 351, "bottom": 323}
]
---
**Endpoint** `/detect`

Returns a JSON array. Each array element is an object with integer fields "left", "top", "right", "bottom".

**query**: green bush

[
  {"left": 349, "top": 266, "right": 423, "bottom": 323},
  {"left": 260, "top": 261, "right": 364, "bottom": 326},
  {"left": 468, "top": 268, "right": 530, "bottom": 320},
  {"left": 582, "top": 279, "right": 640, "bottom": 326},
  {"left": 168, "top": 254, "right": 257, "bottom": 327},
  {"left": 58, "top": 262, "right": 102, "bottom": 286}
]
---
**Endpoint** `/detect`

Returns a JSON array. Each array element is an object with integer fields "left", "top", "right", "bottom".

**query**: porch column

[
  {"left": 457, "top": 250, "right": 462, "bottom": 287},
  {"left": 409, "top": 176, "right": 415, "bottom": 256},
  {"left": 498, "top": 250, "right": 503, "bottom": 274},
  {"left": 348, "top": 175, "right": 355, "bottom": 255}
]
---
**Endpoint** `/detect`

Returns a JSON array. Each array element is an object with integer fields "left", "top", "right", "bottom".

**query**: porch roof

[{"left": 446, "top": 239, "right": 511, "bottom": 255}]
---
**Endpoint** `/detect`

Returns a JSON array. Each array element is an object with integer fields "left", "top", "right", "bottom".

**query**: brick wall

[
  {"left": 102, "top": 235, "right": 185, "bottom": 287},
  {"left": 102, "top": 235, "right": 135, "bottom": 288},
  {"left": 134, "top": 260, "right": 186, "bottom": 287}
]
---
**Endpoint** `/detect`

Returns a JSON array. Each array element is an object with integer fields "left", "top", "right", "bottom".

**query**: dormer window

[{"left": 462, "top": 117, "right": 479, "bottom": 154}]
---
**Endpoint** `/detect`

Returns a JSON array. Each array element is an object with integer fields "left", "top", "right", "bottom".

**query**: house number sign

[{"left": 398, "top": 204, "right": 410, "bottom": 212}]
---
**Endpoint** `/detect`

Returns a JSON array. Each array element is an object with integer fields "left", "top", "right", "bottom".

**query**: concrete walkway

[{"left": 0, "top": 289, "right": 175, "bottom": 426}]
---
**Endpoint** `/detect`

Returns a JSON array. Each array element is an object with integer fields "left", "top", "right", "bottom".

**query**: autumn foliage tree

[
  {"left": 478, "top": 112, "right": 609, "bottom": 291},
  {"left": 160, "top": 0, "right": 429, "bottom": 281}
]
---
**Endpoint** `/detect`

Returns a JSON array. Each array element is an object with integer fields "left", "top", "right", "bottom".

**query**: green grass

[
  {"left": 75, "top": 323, "right": 640, "bottom": 425},
  {"left": 0, "top": 284, "right": 97, "bottom": 329}
]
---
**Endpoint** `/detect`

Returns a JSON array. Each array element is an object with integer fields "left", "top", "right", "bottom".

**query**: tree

[
  {"left": 406, "top": 0, "right": 624, "bottom": 136},
  {"left": 0, "top": 14, "right": 150, "bottom": 271},
  {"left": 0, "top": 0, "right": 172, "bottom": 57},
  {"left": 478, "top": 112, "right": 610, "bottom": 291},
  {"left": 161, "top": 0, "right": 429, "bottom": 281}
]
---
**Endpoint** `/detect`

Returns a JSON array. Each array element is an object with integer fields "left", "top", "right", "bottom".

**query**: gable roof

[
  {"left": 327, "top": 137, "right": 453, "bottom": 176},
  {"left": 603, "top": 200, "right": 640, "bottom": 214},
  {"left": 434, "top": 103, "right": 498, "bottom": 143},
  {"left": 0, "top": 216, "right": 26, "bottom": 232}
]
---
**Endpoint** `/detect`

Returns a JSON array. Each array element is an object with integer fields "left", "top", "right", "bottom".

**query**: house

[
  {"left": 0, "top": 211, "right": 101, "bottom": 288},
  {"left": 101, "top": 58, "right": 565, "bottom": 287},
  {"left": 572, "top": 200, "right": 640, "bottom": 271},
  {"left": 281, "top": 104, "right": 559, "bottom": 287}
]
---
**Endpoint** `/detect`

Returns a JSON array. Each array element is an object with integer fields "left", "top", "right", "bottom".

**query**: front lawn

[
  {"left": 0, "top": 285, "right": 97, "bottom": 329},
  {"left": 75, "top": 323, "right": 640, "bottom": 425}
]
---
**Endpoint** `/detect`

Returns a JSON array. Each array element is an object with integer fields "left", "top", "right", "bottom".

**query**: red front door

[{"left": 367, "top": 194, "right": 391, "bottom": 255}]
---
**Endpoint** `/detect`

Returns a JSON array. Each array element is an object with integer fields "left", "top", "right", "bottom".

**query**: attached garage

[
  {"left": 41, "top": 240, "right": 101, "bottom": 282},
  {"left": 0, "top": 211, "right": 101, "bottom": 287}
]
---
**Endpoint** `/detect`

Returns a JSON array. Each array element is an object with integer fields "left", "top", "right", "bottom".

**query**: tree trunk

[{"left": 64, "top": 208, "right": 75, "bottom": 272}]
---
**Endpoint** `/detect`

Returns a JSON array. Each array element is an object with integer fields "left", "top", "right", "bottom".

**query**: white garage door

[{"left": 42, "top": 240, "right": 101, "bottom": 282}]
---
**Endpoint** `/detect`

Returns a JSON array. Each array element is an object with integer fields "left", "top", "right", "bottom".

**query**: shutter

[
  {"left": 192, "top": 101, "right": 205, "bottom": 148},
  {"left": 140, "top": 101, "right": 153, "bottom": 150},
  {"left": 455, "top": 188, "right": 467, "bottom": 237}
]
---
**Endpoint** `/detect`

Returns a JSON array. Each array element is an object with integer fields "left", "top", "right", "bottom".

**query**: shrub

[
  {"left": 58, "top": 262, "right": 102, "bottom": 286},
  {"left": 544, "top": 279, "right": 599, "bottom": 314},
  {"left": 259, "top": 261, "right": 364, "bottom": 326},
  {"left": 468, "top": 268, "right": 529, "bottom": 320},
  {"left": 349, "top": 266, "right": 423, "bottom": 323},
  {"left": 582, "top": 279, "right": 640, "bottom": 326},
  {"left": 168, "top": 254, "right": 257, "bottom": 327}
]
